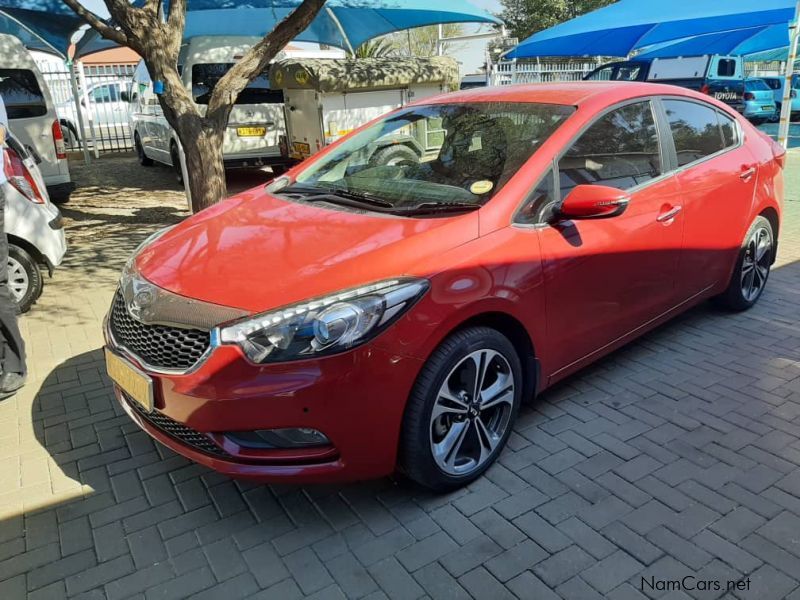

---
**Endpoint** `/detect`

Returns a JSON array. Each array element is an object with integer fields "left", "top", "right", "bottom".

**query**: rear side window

[
  {"left": 745, "top": 79, "right": 770, "bottom": 91},
  {"left": 717, "top": 59, "right": 737, "bottom": 78},
  {"left": 559, "top": 101, "right": 662, "bottom": 199},
  {"left": 192, "top": 63, "right": 284, "bottom": 105},
  {"left": 0, "top": 69, "right": 47, "bottom": 119},
  {"left": 718, "top": 112, "right": 738, "bottom": 149},
  {"left": 763, "top": 78, "right": 782, "bottom": 90},
  {"left": 663, "top": 100, "right": 726, "bottom": 167}
]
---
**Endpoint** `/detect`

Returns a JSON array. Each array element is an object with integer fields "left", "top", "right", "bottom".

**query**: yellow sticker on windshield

[{"left": 470, "top": 180, "right": 494, "bottom": 195}]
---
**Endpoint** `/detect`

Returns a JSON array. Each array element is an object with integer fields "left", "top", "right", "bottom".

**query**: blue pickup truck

[{"left": 584, "top": 55, "right": 745, "bottom": 114}]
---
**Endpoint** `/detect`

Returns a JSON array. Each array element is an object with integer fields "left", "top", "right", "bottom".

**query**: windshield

[
  {"left": 192, "top": 63, "right": 284, "bottom": 105},
  {"left": 745, "top": 79, "right": 770, "bottom": 91},
  {"left": 291, "top": 102, "right": 574, "bottom": 214}
]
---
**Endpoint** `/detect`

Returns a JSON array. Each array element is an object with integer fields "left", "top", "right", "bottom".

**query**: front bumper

[{"left": 105, "top": 335, "right": 423, "bottom": 484}]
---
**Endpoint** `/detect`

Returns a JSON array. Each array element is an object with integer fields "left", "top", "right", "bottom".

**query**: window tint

[
  {"left": 517, "top": 168, "right": 557, "bottom": 224},
  {"left": 718, "top": 112, "right": 738, "bottom": 149},
  {"left": 559, "top": 101, "right": 661, "bottom": 200},
  {"left": 717, "top": 59, "right": 737, "bottom": 77},
  {"left": 586, "top": 66, "right": 614, "bottom": 81},
  {"left": 192, "top": 63, "right": 284, "bottom": 105},
  {"left": 91, "top": 84, "right": 119, "bottom": 103},
  {"left": 745, "top": 79, "right": 770, "bottom": 92},
  {"left": 763, "top": 78, "right": 781, "bottom": 90},
  {"left": 663, "top": 100, "right": 725, "bottom": 167},
  {"left": 0, "top": 69, "right": 46, "bottom": 119}
]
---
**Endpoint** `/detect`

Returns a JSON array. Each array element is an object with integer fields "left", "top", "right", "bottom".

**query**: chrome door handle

[
  {"left": 656, "top": 206, "right": 682, "bottom": 223},
  {"left": 740, "top": 167, "right": 756, "bottom": 181}
]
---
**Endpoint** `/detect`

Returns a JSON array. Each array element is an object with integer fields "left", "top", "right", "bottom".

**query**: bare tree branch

[
  {"left": 166, "top": 0, "right": 186, "bottom": 37},
  {"left": 207, "top": 0, "right": 326, "bottom": 121},
  {"left": 60, "top": 0, "right": 128, "bottom": 46},
  {"left": 144, "top": 0, "right": 161, "bottom": 17}
]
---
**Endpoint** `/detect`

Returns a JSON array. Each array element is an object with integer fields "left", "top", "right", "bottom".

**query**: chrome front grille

[
  {"left": 123, "top": 393, "right": 230, "bottom": 458},
  {"left": 109, "top": 290, "right": 210, "bottom": 371}
]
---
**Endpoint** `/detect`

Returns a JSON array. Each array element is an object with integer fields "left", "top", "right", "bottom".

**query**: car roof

[{"left": 425, "top": 81, "right": 716, "bottom": 108}]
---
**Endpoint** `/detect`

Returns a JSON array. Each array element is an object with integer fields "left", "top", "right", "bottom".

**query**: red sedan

[{"left": 105, "top": 82, "right": 784, "bottom": 490}]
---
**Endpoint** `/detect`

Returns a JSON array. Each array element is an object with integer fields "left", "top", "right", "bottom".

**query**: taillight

[
  {"left": 52, "top": 120, "right": 66, "bottom": 160},
  {"left": 3, "top": 148, "right": 45, "bottom": 203},
  {"left": 744, "top": 92, "right": 755, "bottom": 101},
  {"left": 700, "top": 84, "right": 710, "bottom": 95},
  {"left": 278, "top": 134, "right": 288, "bottom": 158}
]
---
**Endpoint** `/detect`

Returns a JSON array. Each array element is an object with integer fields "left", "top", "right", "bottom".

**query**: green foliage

[
  {"left": 350, "top": 38, "right": 396, "bottom": 59},
  {"left": 498, "top": 0, "right": 615, "bottom": 41}
]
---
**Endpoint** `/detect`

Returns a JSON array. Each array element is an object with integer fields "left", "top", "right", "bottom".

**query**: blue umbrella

[
  {"left": 76, "top": 0, "right": 501, "bottom": 57},
  {"left": 0, "top": 0, "right": 84, "bottom": 55},
  {"left": 506, "top": 0, "right": 797, "bottom": 58}
]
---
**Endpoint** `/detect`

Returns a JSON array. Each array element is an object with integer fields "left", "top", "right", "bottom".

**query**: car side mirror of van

[
  {"left": 559, "top": 184, "right": 630, "bottom": 220},
  {"left": 120, "top": 90, "right": 130, "bottom": 102}
]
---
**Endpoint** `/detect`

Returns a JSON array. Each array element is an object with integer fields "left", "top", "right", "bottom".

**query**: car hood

[{"left": 135, "top": 187, "right": 479, "bottom": 314}]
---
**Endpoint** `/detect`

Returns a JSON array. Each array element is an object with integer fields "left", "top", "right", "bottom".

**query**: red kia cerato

[{"left": 105, "top": 82, "right": 784, "bottom": 491}]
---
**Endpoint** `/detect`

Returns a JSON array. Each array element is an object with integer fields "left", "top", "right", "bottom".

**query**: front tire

[
  {"left": 369, "top": 145, "right": 419, "bottom": 168},
  {"left": 715, "top": 216, "right": 774, "bottom": 311},
  {"left": 399, "top": 327, "right": 522, "bottom": 491},
  {"left": 7, "top": 244, "right": 42, "bottom": 314},
  {"left": 135, "top": 133, "right": 153, "bottom": 167}
]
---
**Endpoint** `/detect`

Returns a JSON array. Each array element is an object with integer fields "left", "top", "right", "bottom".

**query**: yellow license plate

[
  {"left": 237, "top": 126, "right": 267, "bottom": 137},
  {"left": 106, "top": 349, "right": 154, "bottom": 412},
  {"left": 292, "top": 141, "right": 311, "bottom": 157}
]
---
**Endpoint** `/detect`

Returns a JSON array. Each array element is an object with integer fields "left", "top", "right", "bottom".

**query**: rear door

[
  {"left": 658, "top": 98, "right": 756, "bottom": 299},
  {"left": 537, "top": 100, "right": 685, "bottom": 375}
]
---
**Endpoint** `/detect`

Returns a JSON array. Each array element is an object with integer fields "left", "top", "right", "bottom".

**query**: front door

[{"left": 538, "top": 100, "right": 685, "bottom": 377}]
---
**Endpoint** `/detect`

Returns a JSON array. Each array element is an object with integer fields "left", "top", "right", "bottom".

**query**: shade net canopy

[
  {"left": 637, "top": 25, "right": 791, "bottom": 59},
  {"left": 76, "top": 0, "right": 501, "bottom": 57},
  {"left": 506, "top": 0, "right": 798, "bottom": 58},
  {"left": 0, "top": 0, "right": 84, "bottom": 56}
]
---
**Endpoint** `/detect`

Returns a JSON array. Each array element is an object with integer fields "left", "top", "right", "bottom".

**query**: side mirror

[
  {"left": 120, "top": 90, "right": 130, "bottom": 102},
  {"left": 559, "top": 184, "right": 629, "bottom": 220}
]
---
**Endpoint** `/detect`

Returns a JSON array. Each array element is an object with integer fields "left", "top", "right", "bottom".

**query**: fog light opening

[{"left": 226, "top": 428, "right": 330, "bottom": 449}]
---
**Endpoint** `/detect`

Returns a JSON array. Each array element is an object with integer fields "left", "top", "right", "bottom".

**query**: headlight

[{"left": 217, "top": 278, "right": 429, "bottom": 363}]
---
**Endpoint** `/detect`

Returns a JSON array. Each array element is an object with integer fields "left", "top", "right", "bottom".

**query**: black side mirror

[{"left": 120, "top": 90, "right": 130, "bottom": 102}]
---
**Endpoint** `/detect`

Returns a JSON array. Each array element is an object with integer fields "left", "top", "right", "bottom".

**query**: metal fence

[
  {"left": 40, "top": 62, "right": 135, "bottom": 154},
  {"left": 489, "top": 60, "right": 602, "bottom": 86}
]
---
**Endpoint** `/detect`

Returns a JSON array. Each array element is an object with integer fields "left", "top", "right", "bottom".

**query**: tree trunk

[{"left": 177, "top": 123, "right": 227, "bottom": 213}]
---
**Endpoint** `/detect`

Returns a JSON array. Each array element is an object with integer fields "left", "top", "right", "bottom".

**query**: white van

[
  {"left": 0, "top": 34, "right": 74, "bottom": 203},
  {"left": 129, "top": 36, "right": 294, "bottom": 180}
]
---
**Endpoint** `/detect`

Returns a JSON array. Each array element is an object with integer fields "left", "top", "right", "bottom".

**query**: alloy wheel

[
  {"left": 741, "top": 226, "right": 771, "bottom": 302},
  {"left": 7, "top": 256, "right": 28, "bottom": 303},
  {"left": 429, "top": 349, "right": 515, "bottom": 476}
]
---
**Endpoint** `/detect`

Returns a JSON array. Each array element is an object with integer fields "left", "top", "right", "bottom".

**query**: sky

[{"left": 78, "top": 0, "right": 505, "bottom": 73}]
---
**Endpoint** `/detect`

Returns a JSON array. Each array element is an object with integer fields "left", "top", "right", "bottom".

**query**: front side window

[
  {"left": 559, "top": 101, "right": 661, "bottom": 200},
  {"left": 192, "top": 63, "right": 284, "bottom": 105},
  {"left": 663, "top": 100, "right": 726, "bottom": 167},
  {"left": 0, "top": 69, "right": 46, "bottom": 119},
  {"left": 291, "top": 102, "right": 574, "bottom": 216},
  {"left": 516, "top": 168, "right": 557, "bottom": 225}
]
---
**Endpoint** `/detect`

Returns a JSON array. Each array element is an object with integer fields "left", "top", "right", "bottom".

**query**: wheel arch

[
  {"left": 759, "top": 206, "right": 780, "bottom": 264},
  {"left": 6, "top": 234, "right": 47, "bottom": 272}
]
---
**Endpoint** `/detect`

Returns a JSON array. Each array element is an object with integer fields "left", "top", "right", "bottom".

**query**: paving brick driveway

[{"left": 2, "top": 154, "right": 800, "bottom": 600}]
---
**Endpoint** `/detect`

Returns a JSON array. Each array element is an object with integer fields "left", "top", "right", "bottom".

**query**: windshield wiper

[
  {"left": 281, "top": 184, "right": 394, "bottom": 210},
  {"left": 395, "top": 202, "right": 481, "bottom": 216}
]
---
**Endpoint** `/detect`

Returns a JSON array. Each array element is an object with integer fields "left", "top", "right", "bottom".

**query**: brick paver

[{"left": 1, "top": 153, "right": 800, "bottom": 598}]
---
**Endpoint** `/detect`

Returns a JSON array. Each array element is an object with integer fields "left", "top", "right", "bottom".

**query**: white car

[
  {"left": 0, "top": 33, "right": 74, "bottom": 203},
  {"left": 3, "top": 133, "right": 67, "bottom": 312},
  {"left": 55, "top": 79, "right": 130, "bottom": 148}
]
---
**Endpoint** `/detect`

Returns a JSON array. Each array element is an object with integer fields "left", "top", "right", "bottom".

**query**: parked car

[
  {"left": 105, "top": 82, "right": 783, "bottom": 491},
  {"left": 3, "top": 133, "right": 67, "bottom": 312},
  {"left": 584, "top": 55, "right": 746, "bottom": 113},
  {"left": 760, "top": 75, "right": 800, "bottom": 121},
  {"left": 742, "top": 78, "right": 777, "bottom": 124},
  {"left": 0, "top": 34, "right": 75, "bottom": 203},
  {"left": 55, "top": 79, "right": 130, "bottom": 148},
  {"left": 129, "top": 36, "right": 294, "bottom": 182}
]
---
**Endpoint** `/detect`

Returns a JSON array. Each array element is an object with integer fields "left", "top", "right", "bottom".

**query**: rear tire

[
  {"left": 135, "top": 133, "right": 153, "bottom": 167},
  {"left": 714, "top": 216, "right": 774, "bottom": 311},
  {"left": 170, "top": 142, "right": 183, "bottom": 184},
  {"left": 7, "top": 244, "right": 42, "bottom": 314},
  {"left": 369, "top": 145, "right": 419, "bottom": 168},
  {"left": 399, "top": 327, "right": 522, "bottom": 492}
]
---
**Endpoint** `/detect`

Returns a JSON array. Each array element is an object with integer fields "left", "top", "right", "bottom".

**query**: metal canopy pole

[
  {"left": 68, "top": 62, "right": 91, "bottom": 163},
  {"left": 326, "top": 7, "right": 355, "bottom": 55},
  {"left": 778, "top": 1, "right": 800, "bottom": 148}
]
